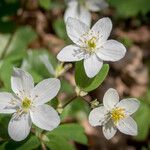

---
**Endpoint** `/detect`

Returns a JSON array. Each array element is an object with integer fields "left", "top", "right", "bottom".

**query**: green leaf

[
  {"left": 107, "top": 0, "right": 150, "bottom": 18},
  {"left": 53, "top": 18, "right": 69, "bottom": 41},
  {"left": 45, "top": 134, "right": 76, "bottom": 150},
  {"left": 134, "top": 101, "right": 150, "bottom": 141},
  {"left": 75, "top": 61, "right": 109, "bottom": 92},
  {"left": 0, "top": 61, "right": 13, "bottom": 90},
  {"left": 3, "top": 136, "right": 40, "bottom": 150},
  {"left": 38, "top": 0, "right": 51, "bottom": 10},
  {"left": 47, "top": 123, "right": 88, "bottom": 145},
  {"left": 5, "top": 26, "right": 37, "bottom": 57},
  {"left": 16, "top": 136, "right": 40, "bottom": 150}
]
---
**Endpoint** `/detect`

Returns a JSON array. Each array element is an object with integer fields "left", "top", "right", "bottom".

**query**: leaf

[
  {"left": 75, "top": 61, "right": 109, "bottom": 92},
  {"left": 47, "top": 123, "right": 88, "bottom": 145},
  {"left": 45, "top": 134, "right": 76, "bottom": 150},
  {"left": 4, "top": 136, "right": 40, "bottom": 150},
  {"left": 53, "top": 18, "right": 68, "bottom": 41},
  {"left": 5, "top": 26, "right": 37, "bottom": 57},
  {"left": 0, "top": 61, "right": 13, "bottom": 90},
  {"left": 38, "top": 0, "right": 51, "bottom": 10},
  {"left": 16, "top": 136, "right": 40, "bottom": 150},
  {"left": 107, "top": 0, "right": 150, "bottom": 18},
  {"left": 134, "top": 100, "right": 150, "bottom": 141}
]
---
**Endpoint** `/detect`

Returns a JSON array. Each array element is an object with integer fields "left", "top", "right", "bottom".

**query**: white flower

[
  {"left": 0, "top": 68, "right": 60, "bottom": 141},
  {"left": 88, "top": 88, "right": 140, "bottom": 140},
  {"left": 57, "top": 17, "right": 126, "bottom": 78},
  {"left": 64, "top": 0, "right": 108, "bottom": 26}
]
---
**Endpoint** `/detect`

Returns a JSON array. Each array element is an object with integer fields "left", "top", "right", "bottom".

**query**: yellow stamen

[
  {"left": 87, "top": 37, "right": 96, "bottom": 50},
  {"left": 111, "top": 107, "right": 125, "bottom": 124},
  {"left": 22, "top": 97, "right": 31, "bottom": 111}
]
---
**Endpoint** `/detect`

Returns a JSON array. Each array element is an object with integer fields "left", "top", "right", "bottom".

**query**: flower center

[
  {"left": 86, "top": 37, "right": 97, "bottom": 53},
  {"left": 111, "top": 107, "right": 125, "bottom": 124},
  {"left": 87, "top": 37, "right": 96, "bottom": 49},
  {"left": 22, "top": 97, "right": 31, "bottom": 111}
]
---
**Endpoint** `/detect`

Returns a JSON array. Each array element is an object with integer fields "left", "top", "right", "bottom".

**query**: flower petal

[
  {"left": 11, "top": 68, "right": 34, "bottom": 99},
  {"left": 86, "top": 0, "right": 108, "bottom": 12},
  {"left": 91, "top": 17, "right": 112, "bottom": 42},
  {"left": 103, "top": 88, "right": 119, "bottom": 110},
  {"left": 102, "top": 120, "right": 117, "bottom": 140},
  {"left": 66, "top": 17, "right": 90, "bottom": 45},
  {"left": 96, "top": 40, "right": 126, "bottom": 62},
  {"left": 116, "top": 98, "right": 140, "bottom": 116},
  {"left": 88, "top": 106, "right": 108, "bottom": 126},
  {"left": 64, "top": 1, "right": 91, "bottom": 26},
  {"left": 8, "top": 113, "right": 32, "bottom": 141},
  {"left": 30, "top": 104, "right": 60, "bottom": 131},
  {"left": 31, "top": 78, "right": 60, "bottom": 106},
  {"left": 84, "top": 54, "right": 103, "bottom": 78},
  {"left": 116, "top": 116, "right": 137, "bottom": 136},
  {"left": 0, "top": 92, "right": 17, "bottom": 114},
  {"left": 57, "top": 45, "right": 84, "bottom": 62}
]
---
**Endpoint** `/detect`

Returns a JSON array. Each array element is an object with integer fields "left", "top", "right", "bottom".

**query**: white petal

[
  {"left": 116, "top": 116, "right": 137, "bottom": 136},
  {"left": 88, "top": 106, "right": 108, "bottom": 126},
  {"left": 97, "top": 40, "right": 126, "bottom": 62},
  {"left": 91, "top": 17, "right": 112, "bottom": 42},
  {"left": 30, "top": 104, "right": 60, "bottom": 131},
  {"left": 57, "top": 45, "right": 84, "bottom": 62},
  {"left": 31, "top": 78, "right": 60, "bottom": 106},
  {"left": 102, "top": 120, "right": 117, "bottom": 140},
  {"left": 8, "top": 113, "right": 32, "bottom": 141},
  {"left": 64, "top": 0, "right": 78, "bottom": 23},
  {"left": 116, "top": 98, "right": 140, "bottom": 116},
  {"left": 0, "top": 92, "right": 17, "bottom": 114},
  {"left": 77, "top": 6, "right": 91, "bottom": 26},
  {"left": 66, "top": 17, "right": 90, "bottom": 45},
  {"left": 86, "top": 0, "right": 108, "bottom": 12},
  {"left": 11, "top": 68, "right": 34, "bottom": 99},
  {"left": 64, "top": 1, "right": 91, "bottom": 26},
  {"left": 84, "top": 54, "right": 103, "bottom": 78},
  {"left": 103, "top": 88, "right": 119, "bottom": 110},
  {"left": 39, "top": 54, "right": 55, "bottom": 75}
]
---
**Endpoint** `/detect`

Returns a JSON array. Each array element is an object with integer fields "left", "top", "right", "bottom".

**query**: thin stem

[
  {"left": 0, "top": 31, "right": 15, "bottom": 60},
  {"left": 61, "top": 94, "right": 77, "bottom": 108},
  {"left": 41, "top": 141, "right": 47, "bottom": 150}
]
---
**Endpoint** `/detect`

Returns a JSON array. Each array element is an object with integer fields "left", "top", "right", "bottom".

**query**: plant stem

[
  {"left": 41, "top": 141, "right": 47, "bottom": 150},
  {"left": 0, "top": 31, "right": 15, "bottom": 60},
  {"left": 61, "top": 94, "right": 77, "bottom": 108}
]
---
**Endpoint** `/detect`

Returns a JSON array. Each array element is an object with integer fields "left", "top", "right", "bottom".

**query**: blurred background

[{"left": 0, "top": 0, "right": 150, "bottom": 150}]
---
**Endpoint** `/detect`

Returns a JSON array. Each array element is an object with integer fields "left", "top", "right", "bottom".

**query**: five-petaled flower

[
  {"left": 88, "top": 88, "right": 140, "bottom": 140},
  {"left": 64, "top": 0, "right": 108, "bottom": 26},
  {"left": 57, "top": 17, "right": 126, "bottom": 78},
  {"left": 0, "top": 68, "right": 60, "bottom": 141}
]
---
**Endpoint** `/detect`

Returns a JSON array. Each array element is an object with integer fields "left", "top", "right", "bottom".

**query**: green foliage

[
  {"left": 45, "top": 123, "right": 87, "bottom": 150},
  {"left": 75, "top": 61, "right": 109, "bottom": 92},
  {"left": 0, "top": 26, "right": 37, "bottom": 90},
  {"left": 134, "top": 91, "right": 150, "bottom": 141},
  {"left": 38, "top": 0, "right": 51, "bottom": 10},
  {"left": 0, "top": 136, "right": 40, "bottom": 150},
  {"left": 47, "top": 123, "right": 88, "bottom": 145},
  {"left": 107, "top": 0, "right": 150, "bottom": 18},
  {"left": 5, "top": 26, "right": 37, "bottom": 58},
  {"left": 53, "top": 18, "right": 69, "bottom": 41},
  {"left": 45, "top": 134, "right": 76, "bottom": 150}
]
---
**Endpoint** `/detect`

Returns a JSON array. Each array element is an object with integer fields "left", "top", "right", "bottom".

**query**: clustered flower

[{"left": 0, "top": 0, "right": 140, "bottom": 142}]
